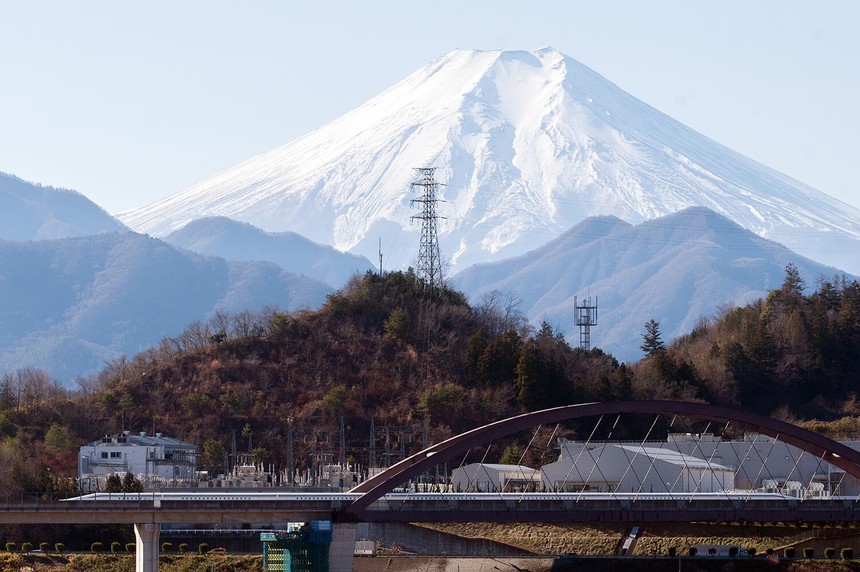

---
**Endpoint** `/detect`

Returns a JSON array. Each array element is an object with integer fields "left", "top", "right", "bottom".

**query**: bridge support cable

[
  {"left": 732, "top": 431, "right": 777, "bottom": 500},
  {"left": 537, "top": 423, "right": 564, "bottom": 496},
  {"left": 342, "top": 400, "right": 860, "bottom": 521},
  {"left": 571, "top": 416, "right": 621, "bottom": 504},
  {"left": 505, "top": 423, "right": 543, "bottom": 497},
  {"left": 680, "top": 420, "right": 734, "bottom": 502},
  {"left": 509, "top": 424, "right": 540, "bottom": 491},
  {"left": 635, "top": 415, "right": 679, "bottom": 499},
  {"left": 669, "top": 419, "right": 706, "bottom": 496},
  {"left": 627, "top": 414, "right": 697, "bottom": 501},
  {"left": 783, "top": 446, "right": 818, "bottom": 501},
  {"left": 616, "top": 415, "right": 661, "bottom": 499},
  {"left": 805, "top": 450, "right": 833, "bottom": 501},
  {"left": 555, "top": 415, "right": 602, "bottom": 498},
  {"left": 785, "top": 442, "right": 807, "bottom": 488},
  {"left": 657, "top": 414, "right": 693, "bottom": 497},
  {"left": 555, "top": 414, "right": 605, "bottom": 496}
]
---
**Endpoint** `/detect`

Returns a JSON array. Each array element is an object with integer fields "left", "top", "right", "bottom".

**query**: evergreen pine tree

[{"left": 640, "top": 319, "right": 665, "bottom": 356}]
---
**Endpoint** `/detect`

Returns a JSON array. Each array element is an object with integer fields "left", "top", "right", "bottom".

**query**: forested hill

[
  {"left": 2, "top": 266, "right": 860, "bottom": 497},
  {"left": 647, "top": 264, "right": 860, "bottom": 423}
]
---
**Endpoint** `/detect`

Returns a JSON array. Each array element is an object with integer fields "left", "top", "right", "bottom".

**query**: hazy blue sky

[{"left": 1, "top": 1, "right": 858, "bottom": 213}]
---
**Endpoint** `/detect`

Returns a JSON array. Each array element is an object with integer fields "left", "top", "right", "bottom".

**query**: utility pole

[{"left": 410, "top": 167, "right": 445, "bottom": 291}]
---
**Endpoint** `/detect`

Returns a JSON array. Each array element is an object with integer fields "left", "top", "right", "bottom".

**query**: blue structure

[{"left": 261, "top": 521, "right": 333, "bottom": 572}]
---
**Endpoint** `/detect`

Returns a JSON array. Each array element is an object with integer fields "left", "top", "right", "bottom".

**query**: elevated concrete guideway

[
  {"left": 0, "top": 494, "right": 343, "bottom": 525},
  {"left": 4, "top": 492, "right": 860, "bottom": 526}
]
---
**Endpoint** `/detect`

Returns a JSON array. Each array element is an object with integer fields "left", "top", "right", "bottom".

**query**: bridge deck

[{"left": 0, "top": 493, "right": 858, "bottom": 525}]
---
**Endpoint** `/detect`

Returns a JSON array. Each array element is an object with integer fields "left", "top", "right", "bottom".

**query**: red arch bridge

[{"left": 4, "top": 400, "right": 860, "bottom": 572}]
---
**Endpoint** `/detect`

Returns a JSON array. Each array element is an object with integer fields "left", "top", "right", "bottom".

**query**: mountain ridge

[
  {"left": 0, "top": 232, "right": 332, "bottom": 383},
  {"left": 163, "top": 216, "right": 375, "bottom": 289},
  {"left": 0, "top": 171, "right": 127, "bottom": 240},
  {"left": 450, "top": 206, "right": 847, "bottom": 363}
]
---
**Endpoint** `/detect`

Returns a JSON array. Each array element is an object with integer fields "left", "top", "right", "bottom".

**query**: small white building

[
  {"left": 540, "top": 442, "right": 735, "bottom": 493},
  {"left": 451, "top": 463, "right": 540, "bottom": 492},
  {"left": 78, "top": 431, "right": 197, "bottom": 490}
]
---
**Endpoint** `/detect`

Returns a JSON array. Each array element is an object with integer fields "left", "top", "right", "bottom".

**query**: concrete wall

[{"left": 356, "top": 523, "right": 533, "bottom": 557}]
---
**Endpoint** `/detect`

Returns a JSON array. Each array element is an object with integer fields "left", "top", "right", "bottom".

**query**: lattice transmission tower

[
  {"left": 574, "top": 294, "right": 598, "bottom": 350},
  {"left": 410, "top": 167, "right": 445, "bottom": 291}
]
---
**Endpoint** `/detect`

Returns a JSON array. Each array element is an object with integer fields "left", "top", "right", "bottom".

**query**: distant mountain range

[
  {"left": 118, "top": 47, "right": 860, "bottom": 276},
  {"left": 0, "top": 171, "right": 126, "bottom": 240},
  {"left": 451, "top": 206, "right": 847, "bottom": 363},
  {"left": 163, "top": 217, "right": 374, "bottom": 287},
  {"left": 0, "top": 230, "right": 332, "bottom": 383}
]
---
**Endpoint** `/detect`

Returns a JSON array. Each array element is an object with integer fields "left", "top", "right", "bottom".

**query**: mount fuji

[{"left": 119, "top": 47, "right": 860, "bottom": 276}]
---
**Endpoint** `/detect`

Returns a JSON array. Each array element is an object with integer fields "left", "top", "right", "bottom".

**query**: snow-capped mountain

[
  {"left": 164, "top": 217, "right": 375, "bottom": 289},
  {"left": 1, "top": 171, "right": 127, "bottom": 240},
  {"left": 451, "top": 207, "right": 847, "bottom": 364},
  {"left": 119, "top": 47, "right": 860, "bottom": 275}
]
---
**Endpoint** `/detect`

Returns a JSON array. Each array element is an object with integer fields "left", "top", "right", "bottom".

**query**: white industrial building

[
  {"left": 78, "top": 431, "right": 197, "bottom": 490},
  {"left": 451, "top": 463, "right": 540, "bottom": 492},
  {"left": 541, "top": 442, "right": 735, "bottom": 493},
  {"left": 548, "top": 434, "right": 860, "bottom": 496}
]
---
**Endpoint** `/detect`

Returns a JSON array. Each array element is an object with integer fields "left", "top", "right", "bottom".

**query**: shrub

[
  {"left": 842, "top": 547, "right": 854, "bottom": 560},
  {"left": 803, "top": 547, "right": 814, "bottom": 559},
  {"left": 766, "top": 548, "right": 774, "bottom": 556},
  {"left": 21, "top": 542, "right": 32, "bottom": 553},
  {"left": 825, "top": 547, "right": 836, "bottom": 559},
  {"left": 161, "top": 542, "right": 172, "bottom": 553},
  {"left": 54, "top": 543, "right": 64, "bottom": 554},
  {"left": 39, "top": 542, "right": 50, "bottom": 553},
  {"left": 688, "top": 547, "right": 697, "bottom": 557},
  {"left": 728, "top": 546, "right": 738, "bottom": 557},
  {"left": 110, "top": 541, "right": 121, "bottom": 553},
  {"left": 198, "top": 543, "right": 209, "bottom": 555},
  {"left": 785, "top": 547, "right": 796, "bottom": 559},
  {"left": 91, "top": 541, "right": 103, "bottom": 553},
  {"left": 5, "top": 543, "right": 15, "bottom": 553},
  {"left": 179, "top": 543, "right": 189, "bottom": 554},
  {"left": 126, "top": 543, "right": 135, "bottom": 553},
  {"left": 747, "top": 547, "right": 756, "bottom": 557},
  {"left": 667, "top": 547, "right": 676, "bottom": 557}
]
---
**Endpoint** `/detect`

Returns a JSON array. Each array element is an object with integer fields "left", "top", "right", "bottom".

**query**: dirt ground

[{"left": 417, "top": 521, "right": 860, "bottom": 557}]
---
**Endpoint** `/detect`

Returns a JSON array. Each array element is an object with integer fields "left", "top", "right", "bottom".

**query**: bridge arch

[{"left": 342, "top": 400, "right": 860, "bottom": 518}]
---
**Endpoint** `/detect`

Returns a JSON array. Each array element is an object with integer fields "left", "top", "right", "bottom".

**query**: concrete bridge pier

[
  {"left": 330, "top": 522, "right": 356, "bottom": 572},
  {"left": 134, "top": 523, "right": 160, "bottom": 572}
]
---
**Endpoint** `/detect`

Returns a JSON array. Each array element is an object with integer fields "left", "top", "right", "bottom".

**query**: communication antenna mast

[
  {"left": 574, "top": 294, "right": 598, "bottom": 350},
  {"left": 378, "top": 238, "right": 384, "bottom": 277},
  {"left": 410, "top": 167, "right": 445, "bottom": 290}
]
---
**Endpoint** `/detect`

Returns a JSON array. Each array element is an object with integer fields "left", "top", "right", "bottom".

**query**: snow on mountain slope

[
  {"left": 0, "top": 171, "right": 127, "bottom": 240},
  {"left": 451, "top": 207, "right": 848, "bottom": 363},
  {"left": 164, "top": 217, "right": 375, "bottom": 289},
  {"left": 119, "top": 48, "right": 860, "bottom": 275}
]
